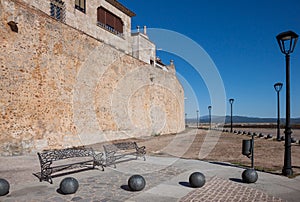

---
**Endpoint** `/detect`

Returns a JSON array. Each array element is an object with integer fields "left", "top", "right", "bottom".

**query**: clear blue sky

[{"left": 119, "top": 0, "right": 300, "bottom": 118}]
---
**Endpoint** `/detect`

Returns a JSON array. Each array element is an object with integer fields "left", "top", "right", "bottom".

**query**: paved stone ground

[
  {"left": 2, "top": 161, "right": 186, "bottom": 202},
  {"left": 180, "top": 176, "right": 283, "bottom": 202},
  {"left": 1, "top": 155, "right": 297, "bottom": 202}
]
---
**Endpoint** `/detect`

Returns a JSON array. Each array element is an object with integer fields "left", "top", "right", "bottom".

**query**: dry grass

[{"left": 110, "top": 128, "right": 300, "bottom": 176}]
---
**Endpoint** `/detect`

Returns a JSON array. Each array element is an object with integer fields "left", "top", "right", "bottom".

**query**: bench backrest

[
  {"left": 103, "top": 142, "right": 137, "bottom": 153},
  {"left": 38, "top": 147, "right": 95, "bottom": 164}
]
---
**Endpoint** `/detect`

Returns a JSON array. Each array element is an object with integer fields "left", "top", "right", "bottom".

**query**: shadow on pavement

[
  {"left": 179, "top": 181, "right": 192, "bottom": 188},
  {"left": 229, "top": 178, "right": 245, "bottom": 183},
  {"left": 120, "top": 185, "right": 132, "bottom": 191},
  {"left": 209, "top": 161, "right": 243, "bottom": 168}
]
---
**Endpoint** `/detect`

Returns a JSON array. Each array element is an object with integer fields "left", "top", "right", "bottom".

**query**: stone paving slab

[{"left": 179, "top": 176, "right": 284, "bottom": 202}]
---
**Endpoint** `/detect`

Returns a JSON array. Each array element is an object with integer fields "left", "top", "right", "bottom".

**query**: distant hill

[{"left": 187, "top": 115, "right": 300, "bottom": 124}]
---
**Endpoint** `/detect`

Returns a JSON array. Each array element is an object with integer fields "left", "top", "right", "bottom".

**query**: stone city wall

[
  {"left": 0, "top": 0, "right": 185, "bottom": 156},
  {"left": 19, "top": 0, "right": 133, "bottom": 53}
]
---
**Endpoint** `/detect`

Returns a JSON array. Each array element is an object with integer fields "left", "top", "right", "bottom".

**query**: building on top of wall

[
  {"left": 17, "top": 0, "right": 171, "bottom": 71},
  {"left": 1, "top": 0, "right": 184, "bottom": 155}
]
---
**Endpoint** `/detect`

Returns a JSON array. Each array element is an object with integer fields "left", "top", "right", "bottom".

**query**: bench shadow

[
  {"left": 179, "top": 181, "right": 192, "bottom": 188},
  {"left": 33, "top": 167, "right": 98, "bottom": 182}
]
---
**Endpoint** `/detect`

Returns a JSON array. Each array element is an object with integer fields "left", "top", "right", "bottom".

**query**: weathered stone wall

[
  {"left": 19, "top": 0, "right": 133, "bottom": 54},
  {"left": 0, "top": 0, "right": 184, "bottom": 156}
]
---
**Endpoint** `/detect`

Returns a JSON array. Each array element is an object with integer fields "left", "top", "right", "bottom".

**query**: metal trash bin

[{"left": 242, "top": 139, "right": 252, "bottom": 156}]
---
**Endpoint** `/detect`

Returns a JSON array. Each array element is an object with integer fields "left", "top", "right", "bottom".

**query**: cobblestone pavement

[
  {"left": 180, "top": 176, "right": 283, "bottom": 202},
  {"left": 1, "top": 156, "right": 299, "bottom": 202},
  {"left": 2, "top": 161, "right": 186, "bottom": 202}
]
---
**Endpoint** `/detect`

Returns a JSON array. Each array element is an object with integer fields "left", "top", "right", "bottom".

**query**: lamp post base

[
  {"left": 282, "top": 167, "right": 293, "bottom": 177},
  {"left": 282, "top": 127, "right": 293, "bottom": 177}
]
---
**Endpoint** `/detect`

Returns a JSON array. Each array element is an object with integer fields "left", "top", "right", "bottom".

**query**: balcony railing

[{"left": 97, "top": 21, "right": 124, "bottom": 38}]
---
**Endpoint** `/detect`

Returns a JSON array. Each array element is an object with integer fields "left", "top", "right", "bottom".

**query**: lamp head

[
  {"left": 276, "top": 30, "right": 298, "bottom": 55},
  {"left": 229, "top": 98, "right": 234, "bottom": 104},
  {"left": 274, "top": 82, "right": 283, "bottom": 92}
]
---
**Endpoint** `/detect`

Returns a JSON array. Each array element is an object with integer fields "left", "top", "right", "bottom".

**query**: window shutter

[
  {"left": 97, "top": 7, "right": 105, "bottom": 23},
  {"left": 97, "top": 7, "right": 124, "bottom": 35},
  {"left": 106, "top": 11, "right": 114, "bottom": 28},
  {"left": 115, "top": 17, "right": 123, "bottom": 33}
]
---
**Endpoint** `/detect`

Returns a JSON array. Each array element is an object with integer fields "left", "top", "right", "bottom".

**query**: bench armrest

[
  {"left": 136, "top": 146, "right": 146, "bottom": 154},
  {"left": 94, "top": 152, "right": 104, "bottom": 166}
]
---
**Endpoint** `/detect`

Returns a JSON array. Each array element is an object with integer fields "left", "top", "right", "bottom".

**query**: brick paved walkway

[{"left": 180, "top": 176, "right": 283, "bottom": 202}]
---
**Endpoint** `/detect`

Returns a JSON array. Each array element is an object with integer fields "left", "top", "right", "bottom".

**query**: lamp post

[
  {"left": 185, "top": 113, "right": 188, "bottom": 127},
  {"left": 229, "top": 99, "right": 234, "bottom": 133},
  {"left": 274, "top": 82, "right": 283, "bottom": 141},
  {"left": 208, "top": 106, "right": 212, "bottom": 130},
  {"left": 276, "top": 30, "right": 298, "bottom": 177},
  {"left": 196, "top": 110, "right": 199, "bottom": 128}
]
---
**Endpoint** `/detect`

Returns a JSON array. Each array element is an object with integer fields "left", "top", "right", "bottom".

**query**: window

[
  {"left": 75, "top": 0, "right": 86, "bottom": 13},
  {"left": 97, "top": 7, "right": 124, "bottom": 37},
  {"left": 50, "top": 0, "right": 65, "bottom": 22}
]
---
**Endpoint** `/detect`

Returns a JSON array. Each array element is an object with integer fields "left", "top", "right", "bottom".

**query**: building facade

[{"left": 0, "top": 0, "right": 184, "bottom": 156}]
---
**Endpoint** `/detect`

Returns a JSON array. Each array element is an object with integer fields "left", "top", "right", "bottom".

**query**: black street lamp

[
  {"left": 229, "top": 99, "right": 234, "bottom": 133},
  {"left": 185, "top": 113, "right": 188, "bottom": 127},
  {"left": 274, "top": 82, "right": 283, "bottom": 141},
  {"left": 208, "top": 106, "right": 212, "bottom": 130},
  {"left": 276, "top": 30, "right": 298, "bottom": 177},
  {"left": 196, "top": 110, "right": 199, "bottom": 128}
]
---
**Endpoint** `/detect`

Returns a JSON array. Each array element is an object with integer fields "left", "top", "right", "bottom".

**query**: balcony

[{"left": 96, "top": 21, "right": 124, "bottom": 38}]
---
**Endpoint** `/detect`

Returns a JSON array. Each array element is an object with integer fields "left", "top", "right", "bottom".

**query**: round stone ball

[
  {"left": 59, "top": 177, "right": 79, "bottom": 195},
  {"left": 128, "top": 175, "right": 146, "bottom": 191},
  {"left": 0, "top": 178, "right": 10, "bottom": 196},
  {"left": 189, "top": 172, "right": 206, "bottom": 188},
  {"left": 242, "top": 169, "right": 258, "bottom": 183},
  {"left": 267, "top": 134, "right": 273, "bottom": 139}
]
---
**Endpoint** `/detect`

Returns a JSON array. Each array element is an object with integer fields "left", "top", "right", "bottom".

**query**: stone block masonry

[{"left": 0, "top": 0, "right": 184, "bottom": 156}]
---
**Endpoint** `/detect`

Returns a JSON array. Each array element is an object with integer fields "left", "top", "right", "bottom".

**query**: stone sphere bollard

[
  {"left": 189, "top": 172, "right": 206, "bottom": 188},
  {"left": 59, "top": 177, "right": 79, "bottom": 195},
  {"left": 242, "top": 169, "right": 258, "bottom": 183},
  {"left": 267, "top": 134, "right": 273, "bottom": 139},
  {"left": 0, "top": 178, "right": 10, "bottom": 196},
  {"left": 128, "top": 175, "right": 146, "bottom": 191}
]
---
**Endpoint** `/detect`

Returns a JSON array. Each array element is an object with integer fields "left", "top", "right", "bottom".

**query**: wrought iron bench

[
  {"left": 35, "top": 147, "right": 104, "bottom": 184},
  {"left": 103, "top": 142, "right": 146, "bottom": 168}
]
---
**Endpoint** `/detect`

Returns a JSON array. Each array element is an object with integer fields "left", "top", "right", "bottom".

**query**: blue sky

[{"left": 119, "top": 0, "right": 300, "bottom": 118}]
